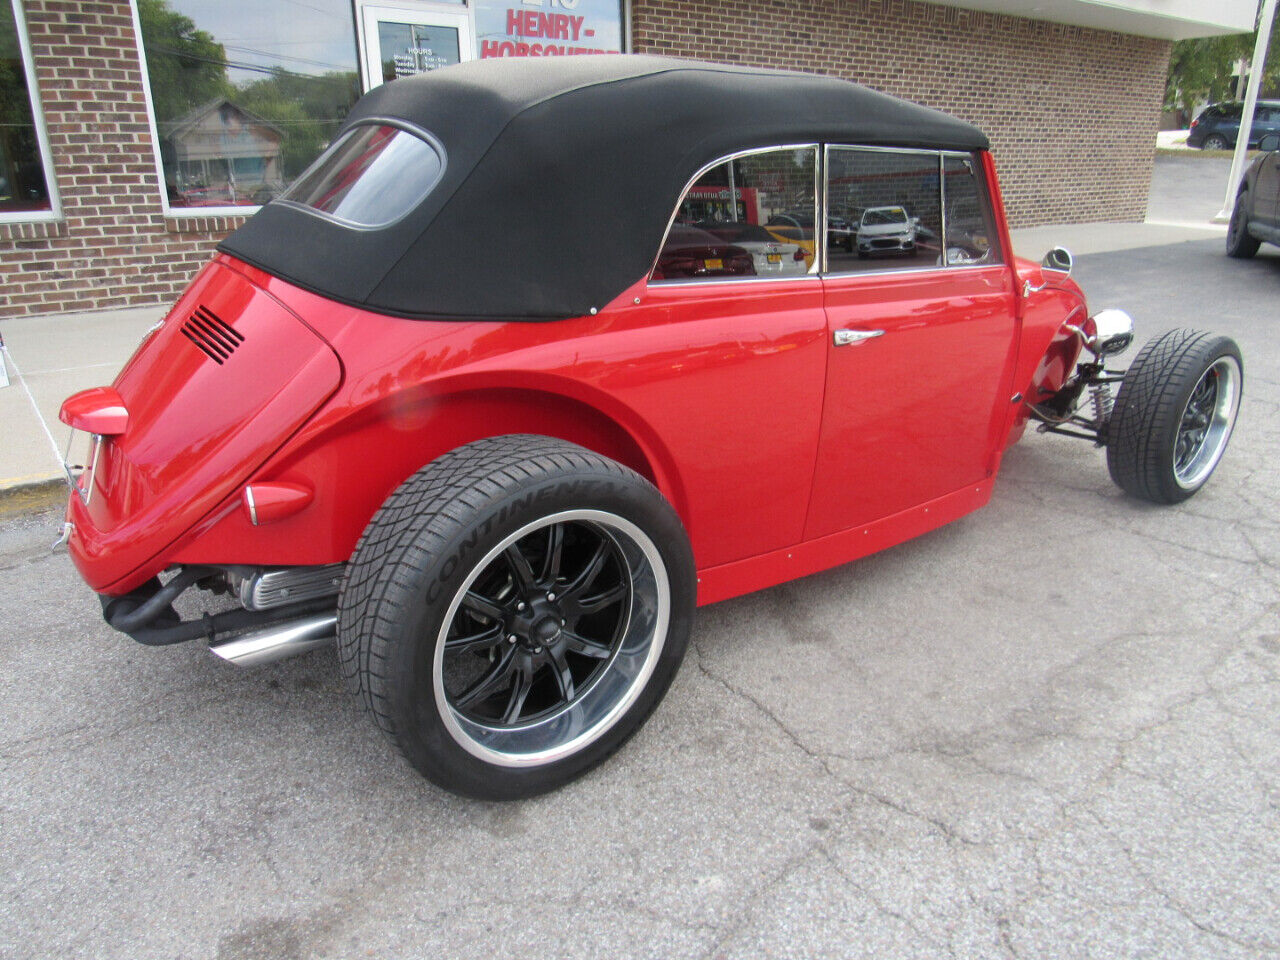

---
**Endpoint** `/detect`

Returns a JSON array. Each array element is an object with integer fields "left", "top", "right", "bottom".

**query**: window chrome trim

[
  {"left": 272, "top": 117, "right": 447, "bottom": 231},
  {"left": 0, "top": 0, "right": 61, "bottom": 224},
  {"left": 643, "top": 274, "right": 824, "bottom": 290},
  {"left": 647, "top": 143, "right": 821, "bottom": 285},
  {"left": 818, "top": 262, "right": 1007, "bottom": 283},
  {"left": 939, "top": 152, "right": 949, "bottom": 268}
]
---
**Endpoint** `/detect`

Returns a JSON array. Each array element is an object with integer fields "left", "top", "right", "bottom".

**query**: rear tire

[
  {"left": 1106, "top": 330, "right": 1242, "bottom": 504},
  {"left": 337, "top": 435, "right": 696, "bottom": 799},
  {"left": 1202, "top": 133, "right": 1229, "bottom": 151},
  {"left": 1226, "top": 190, "right": 1260, "bottom": 259}
]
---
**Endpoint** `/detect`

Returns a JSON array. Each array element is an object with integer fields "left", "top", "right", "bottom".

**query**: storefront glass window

[
  {"left": 1, "top": 0, "right": 54, "bottom": 217},
  {"left": 136, "top": 0, "right": 361, "bottom": 211}
]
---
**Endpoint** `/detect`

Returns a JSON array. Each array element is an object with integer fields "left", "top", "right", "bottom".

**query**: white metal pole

[{"left": 1215, "top": 0, "right": 1278, "bottom": 221}]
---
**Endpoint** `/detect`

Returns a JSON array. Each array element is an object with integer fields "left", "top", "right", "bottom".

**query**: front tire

[
  {"left": 1106, "top": 330, "right": 1243, "bottom": 504},
  {"left": 337, "top": 435, "right": 696, "bottom": 799},
  {"left": 1226, "top": 189, "right": 1260, "bottom": 259}
]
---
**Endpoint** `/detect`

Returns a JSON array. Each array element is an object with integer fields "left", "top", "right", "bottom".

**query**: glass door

[{"left": 358, "top": 3, "right": 473, "bottom": 92}]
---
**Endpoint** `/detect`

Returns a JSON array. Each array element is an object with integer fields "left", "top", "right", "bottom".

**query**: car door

[
  {"left": 805, "top": 147, "right": 1018, "bottom": 539},
  {"left": 1255, "top": 118, "right": 1280, "bottom": 230},
  {"left": 642, "top": 144, "right": 829, "bottom": 567}
]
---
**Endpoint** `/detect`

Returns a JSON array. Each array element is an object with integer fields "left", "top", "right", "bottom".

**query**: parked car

[
  {"left": 1226, "top": 133, "right": 1280, "bottom": 257},
  {"left": 855, "top": 205, "right": 918, "bottom": 257},
  {"left": 690, "top": 220, "right": 808, "bottom": 276},
  {"left": 58, "top": 57, "right": 1243, "bottom": 800},
  {"left": 652, "top": 223, "right": 755, "bottom": 279},
  {"left": 1187, "top": 100, "right": 1280, "bottom": 150},
  {"left": 764, "top": 210, "right": 851, "bottom": 251}
]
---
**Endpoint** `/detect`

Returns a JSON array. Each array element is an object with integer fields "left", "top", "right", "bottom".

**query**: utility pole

[{"left": 1216, "top": 0, "right": 1278, "bottom": 221}]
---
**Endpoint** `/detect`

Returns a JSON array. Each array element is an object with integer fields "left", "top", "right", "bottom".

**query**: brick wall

[
  {"left": 1, "top": 0, "right": 1170, "bottom": 319},
  {"left": 0, "top": 0, "right": 247, "bottom": 319},
  {"left": 632, "top": 0, "right": 1172, "bottom": 229}
]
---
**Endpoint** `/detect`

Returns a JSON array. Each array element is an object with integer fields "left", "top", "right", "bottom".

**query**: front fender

[{"left": 1005, "top": 261, "right": 1089, "bottom": 445}]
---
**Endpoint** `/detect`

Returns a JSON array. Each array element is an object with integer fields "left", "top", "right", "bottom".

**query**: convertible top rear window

[{"left": 280, "top": 123, "right": 444, "bottom": 228}]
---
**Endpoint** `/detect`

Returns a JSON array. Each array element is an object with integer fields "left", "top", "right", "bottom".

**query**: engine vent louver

[{"left": 180, "top": 305, "right": 244, "bottom": 364}]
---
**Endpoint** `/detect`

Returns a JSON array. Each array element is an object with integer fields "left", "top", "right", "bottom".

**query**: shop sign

[{"left": 474, "top": 0, "right": 623, "bottom": 58}]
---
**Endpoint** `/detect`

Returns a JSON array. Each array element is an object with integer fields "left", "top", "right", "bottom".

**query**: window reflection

[
  {"left": 943, "top": 154, "right": 1001, "bottom": 265},
  {"left": 137, "top": 0, "right": 360, "bottom": 210},
  {"left": 826, "top": 147, "right": 942, "bottom": 273},
  {"left": 653, "top": 147, "right": 817, "bottom": 283},
  {"left": 282, "top": 123, "right": 443, "bottom": 227},
  {"left": 0, "top": 0, "right": 52, "bottom": 216}
]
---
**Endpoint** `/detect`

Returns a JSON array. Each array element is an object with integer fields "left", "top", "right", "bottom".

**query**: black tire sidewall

[
  {"left": 381, "top": 466, "right": 695, "bottom": 800},
  {"left": 1155, "top": 339, "right": 1241, "bottom": 502},
  {"left": 1226, "top": 191, "right": 1260, "bottom": 258},
  {"left": 1109, "top": 332, "right": 1242, "bottom": 503}
]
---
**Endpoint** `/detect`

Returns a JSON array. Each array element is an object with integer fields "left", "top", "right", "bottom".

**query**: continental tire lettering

[{"left": 426, "top": 478, "right": 621, "bottom": 604}]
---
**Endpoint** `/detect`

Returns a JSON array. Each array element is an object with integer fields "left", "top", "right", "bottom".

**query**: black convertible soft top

[{"left": 219, "top": 55, "right": 988, "bottom": 321}]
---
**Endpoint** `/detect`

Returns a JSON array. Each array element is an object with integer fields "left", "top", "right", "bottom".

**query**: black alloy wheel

[
  {"left": 337, "top": 435, "right": 696, "bottom": 800},
  {"left": 442, "top": 518, "right": 632, "bottom": 728}
]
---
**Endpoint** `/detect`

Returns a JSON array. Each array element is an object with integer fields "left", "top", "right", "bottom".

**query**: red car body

[
  {"left": 63, "top": 144, "right": 1083, "bottom": 604},
  {"left": 71, "top": 57, "right": 1238, "bottom": 798}
]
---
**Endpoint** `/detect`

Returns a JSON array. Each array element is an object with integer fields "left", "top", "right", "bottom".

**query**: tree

[
  {"left": 136, "top": 0, "right": 230, "bottom": 122},
  {"left": 237, "top": 68, "right": 360, "bottom": 179},
  {"left": 1166, "top": 15, "right": 1280, "bottom": 120}
]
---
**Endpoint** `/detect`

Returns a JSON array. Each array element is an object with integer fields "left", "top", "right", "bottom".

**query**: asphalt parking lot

[{"left": 2, "top": 234, "right": 1278, "bottom": 960}]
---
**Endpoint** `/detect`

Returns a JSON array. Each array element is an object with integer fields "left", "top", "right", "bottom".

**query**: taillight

[
  {"left": 1190, "top": 115, "right": 1200, "bottom": 129},
  {"left": 793, "top": 248, "right": 805, "bottom": 261}
]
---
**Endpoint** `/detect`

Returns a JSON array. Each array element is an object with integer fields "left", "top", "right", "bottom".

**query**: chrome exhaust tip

[{"left": 209, "top": 613, "right": 337, "bottom": 667}]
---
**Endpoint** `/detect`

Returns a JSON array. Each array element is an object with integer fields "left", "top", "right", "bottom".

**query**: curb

[{"left": 0, "top": 478, "right": 67, "bottom": 518}]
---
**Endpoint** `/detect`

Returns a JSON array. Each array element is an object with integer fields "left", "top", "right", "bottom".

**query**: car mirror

[
  {"left": 1260, "top": 134, "right": 1280, "bottom": 152},
  {"left": 1022, "top": 246, "right": 1074, "bottom": 297},
  {"left": 1041, "top": 246, "right": 1073, "bottom": 280}
]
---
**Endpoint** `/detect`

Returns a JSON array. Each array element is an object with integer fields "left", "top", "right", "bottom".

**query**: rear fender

[{"left": 167, "top": 379, "right": 686, "bottom": 576}]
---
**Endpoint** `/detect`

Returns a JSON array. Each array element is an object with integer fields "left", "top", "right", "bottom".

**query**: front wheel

[
  {"left": 1106, "top": 330, "right": 1243, "bottom": 504},
  {"left": 337, "top": 435, "right": 696, "bottom": 799}
]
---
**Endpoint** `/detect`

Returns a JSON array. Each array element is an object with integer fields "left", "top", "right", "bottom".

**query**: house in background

[{"left": 159, "top": 100, "right": 284, "bottom": 208}]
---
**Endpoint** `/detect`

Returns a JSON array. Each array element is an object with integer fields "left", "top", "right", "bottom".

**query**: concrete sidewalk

[
  {"left": 1, "top": 306, "right": 163, "bottom": 493},
  {"left": 0, "top": 218, "right": 1226, "bottom": 495}
]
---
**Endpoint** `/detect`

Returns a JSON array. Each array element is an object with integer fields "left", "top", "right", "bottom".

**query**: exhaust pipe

[{"left": 209, "top": 613, "right": 337, "bottom": 667}]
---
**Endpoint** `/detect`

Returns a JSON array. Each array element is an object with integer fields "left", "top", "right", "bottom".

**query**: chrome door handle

[{"left": 834, "top": 328, "right": 885, "bottom": 346}]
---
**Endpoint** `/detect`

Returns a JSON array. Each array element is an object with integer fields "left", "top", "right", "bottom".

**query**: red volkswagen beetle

[{"left": 59, "top": 57, "right": 1242, "bottom": 798}]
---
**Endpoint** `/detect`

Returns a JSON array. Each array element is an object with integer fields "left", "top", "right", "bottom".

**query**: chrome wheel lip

[
  {"left": 1173, "top": 356, "right": 1241, "bottom": 490},
  {"left": 433, "top": 509, "right": 670, "bottom": 769}
]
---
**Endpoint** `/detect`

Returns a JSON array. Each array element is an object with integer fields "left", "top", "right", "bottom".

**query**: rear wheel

[
  {"left": 1226, "top": 189, "right": 1260, "bottom": 259},
  {"left": 1202, "top": 133, "right": 1229, "bottom": 151},
  {"left": 338, "top": 435, "right": 696, "bottom": 799},
  {"left": 1106, "top": 330, "right": 1243, "bottom": 504}
]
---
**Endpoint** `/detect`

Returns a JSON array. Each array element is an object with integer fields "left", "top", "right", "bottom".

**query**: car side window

[
  {"left": 942, "top": 154, "right": 1002, "bottom": 266},
  {"left": 651, "top": 146, "right": 818, "bottom": 283},
  {"left": 826, "top": 146, "right": 942, "bottom": 273}
]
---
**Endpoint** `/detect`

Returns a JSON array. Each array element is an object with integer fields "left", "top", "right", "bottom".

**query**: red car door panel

[
  {"left": 805, "top": 264, "right": 1017, "bottom": 539},
  {"left": 636, "top": 277, "right": 828, "bottom": 566}
]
